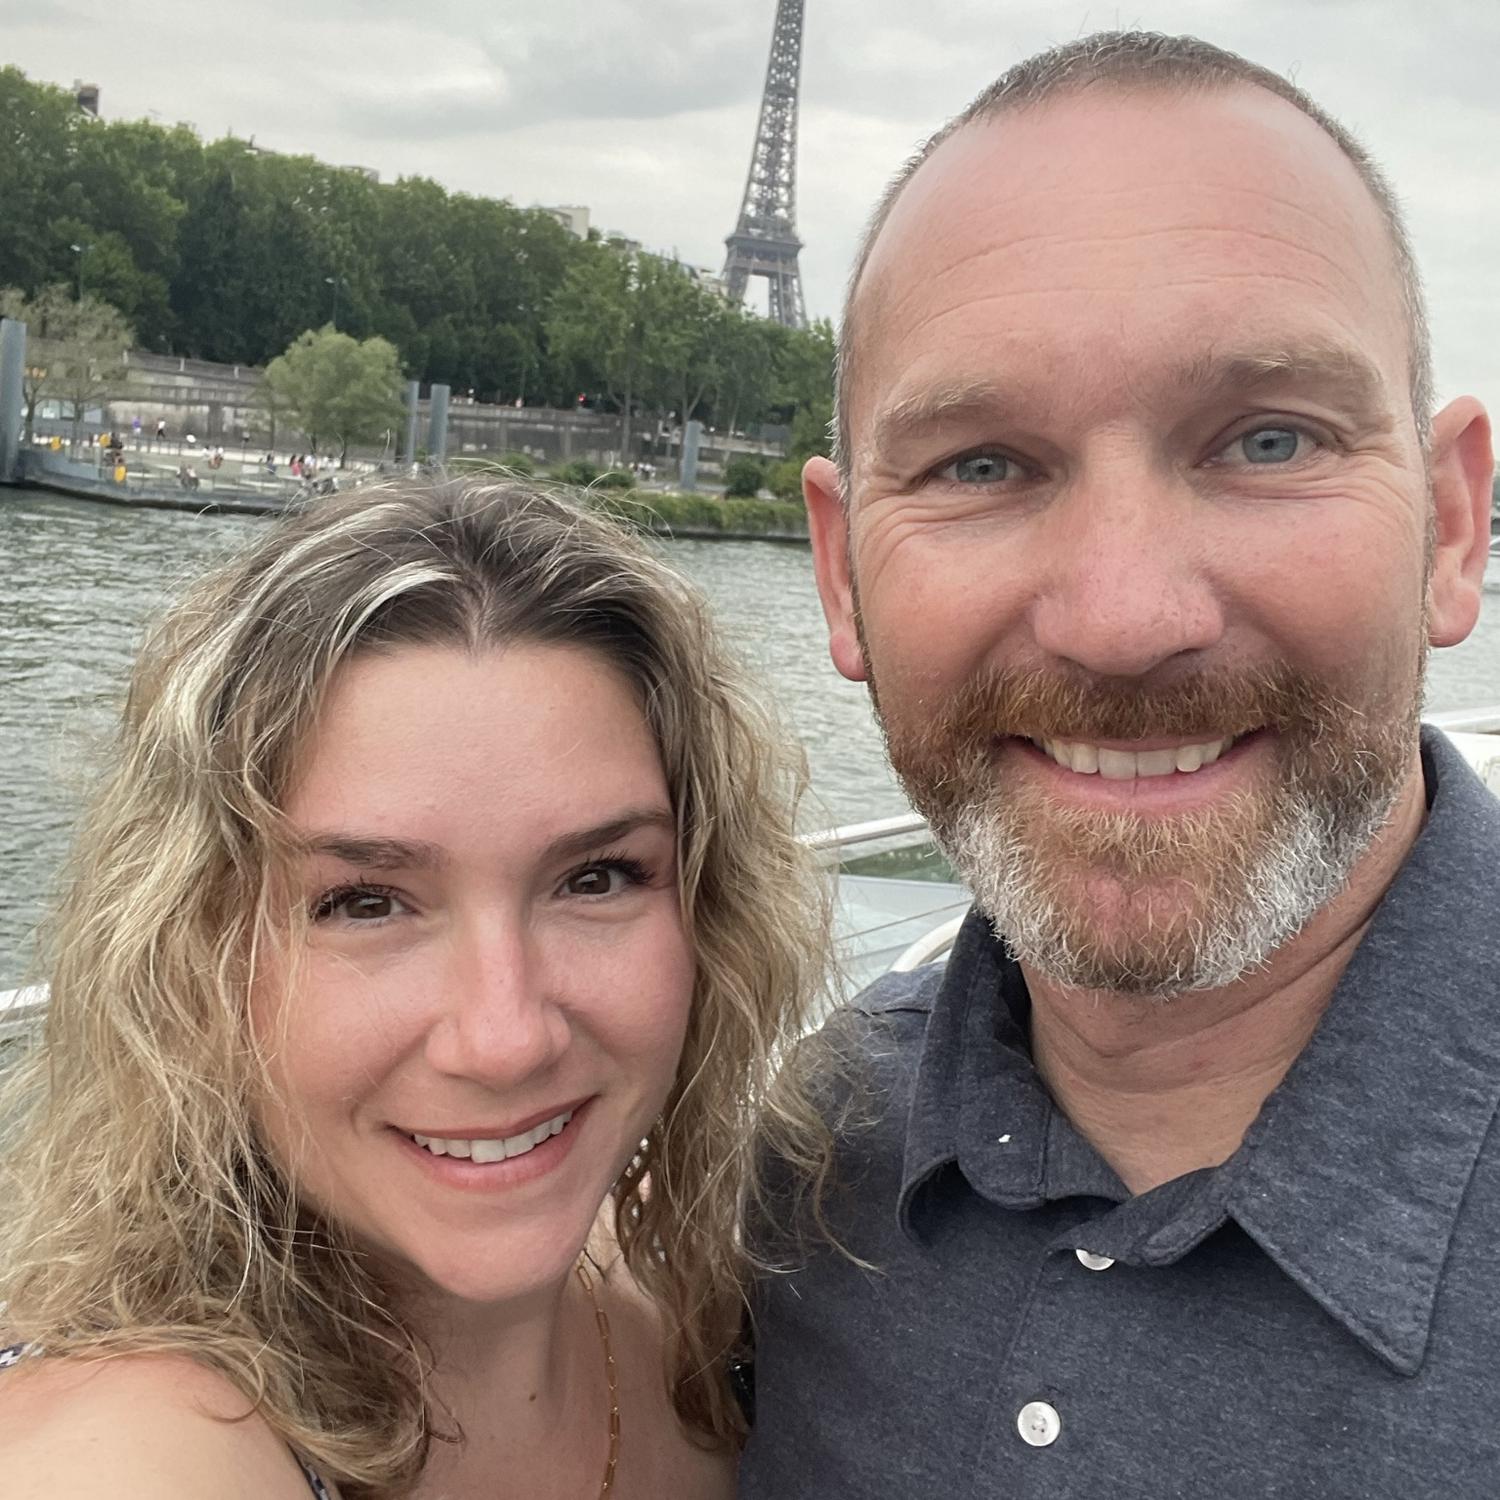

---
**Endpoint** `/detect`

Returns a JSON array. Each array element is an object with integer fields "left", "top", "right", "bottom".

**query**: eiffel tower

[{"left": 722, "top": 0, "right": 807, "bottom": 329}]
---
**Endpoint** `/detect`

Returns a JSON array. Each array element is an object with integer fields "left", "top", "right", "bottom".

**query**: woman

[{"left": 0, "top": 476, "right": 830, "bottom": 1497}]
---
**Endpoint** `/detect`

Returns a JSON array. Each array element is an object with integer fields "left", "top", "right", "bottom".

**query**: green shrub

[
  {"left": 722, "top": 455, "right": 767, "bottom": 499},
  {"left": 590, "top": 490, "right": 654, "bottom": 528},
  {"left": 554, "top": 457, "right": 601, "bottom": 487},
  {"left": 721, "top": 498, "right": 807, "bottom": 535},
  {"left": 767, "top": 458, "right": 803, "bottom": 503},
  {"left": 579, "top": 488, "right": 807, "bottom": 539},
  {"left": 498, "top": 451, "right": 535, "bottom": 475},
  {"left": 592, "top": 467, "right": 635, "bottom": 490}
]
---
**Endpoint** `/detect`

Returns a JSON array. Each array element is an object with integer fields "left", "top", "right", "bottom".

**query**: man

[{"left": 739, "top": 31, "right": 1497, "bottom": 1499}]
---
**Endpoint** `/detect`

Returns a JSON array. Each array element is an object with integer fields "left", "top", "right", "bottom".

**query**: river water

[{"left": 2, "top": 487, "right": 1498, "bottom": 986}]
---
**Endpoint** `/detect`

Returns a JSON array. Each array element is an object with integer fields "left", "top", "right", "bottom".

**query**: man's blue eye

[
  {"left": 1237, "top": 427, "right": 1303, "bottom": 464},
  {"left": 943, "top": 452, "right": 1013, "bottom": 483}
]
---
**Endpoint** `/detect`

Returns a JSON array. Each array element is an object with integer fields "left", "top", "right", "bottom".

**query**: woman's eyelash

[
  {"left": 579, "top": 854, "right": 652, "bottom": 883},
  {"left": 310, "top": 882, "right": 401, "bottom": 921}
]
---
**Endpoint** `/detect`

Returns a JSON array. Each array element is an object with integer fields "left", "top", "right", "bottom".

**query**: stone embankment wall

[{"left": 53, "top": 350, "right": 787, "bottom": 473}]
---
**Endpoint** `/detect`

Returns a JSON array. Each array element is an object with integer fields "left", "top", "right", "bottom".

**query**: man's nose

[
  {"left": 1028, "top": 461, "right": 1226, "bottom": 679},
  {"left": 423, "top": 919, "right": 570, "bottom": 1086}
]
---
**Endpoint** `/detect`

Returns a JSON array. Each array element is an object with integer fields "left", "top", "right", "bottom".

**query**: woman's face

[{"left": 252, "top": 641, "right": 694, "bottom": 1307}]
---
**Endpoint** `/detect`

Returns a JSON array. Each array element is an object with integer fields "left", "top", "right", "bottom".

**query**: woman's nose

[{"left": 422, "top": 920, "right": 570, "bottom": 1086}]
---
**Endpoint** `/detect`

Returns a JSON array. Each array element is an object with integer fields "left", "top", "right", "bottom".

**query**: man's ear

[
  {"left": 803, "top": 456, "right": 867, "bottom": 682},
  {"left": 1426, "top": 396, "right": 1494, "bottom": 648}
]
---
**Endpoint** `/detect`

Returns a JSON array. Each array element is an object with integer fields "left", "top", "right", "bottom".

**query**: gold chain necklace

[{"left": 574, "top": 1256, "right": 620, "bottom": 1496}]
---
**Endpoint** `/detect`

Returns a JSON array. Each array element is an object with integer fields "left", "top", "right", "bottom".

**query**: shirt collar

[
  {"left": 1224, "top": 728, "right": 1500, "bottom": 1373},
  {"left": 897, "top": 727, "right": 1500, "bottom": 1375}
]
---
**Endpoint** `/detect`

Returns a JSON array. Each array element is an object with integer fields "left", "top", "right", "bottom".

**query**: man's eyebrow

[
  {"left": 1175, "top": 343, "right": 1392, "bottom": 416},
  {"left": 868, "top": 378, "right": 1013, "bottom": 458},
  {"left": 865, "top": 343, "right": 1394, "bottom": 463},
  {"left": 294, "top": 810, "right": 676, "bottom": 871}
]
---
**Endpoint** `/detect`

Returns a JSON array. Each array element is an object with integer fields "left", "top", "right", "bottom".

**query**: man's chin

[{"left": 977, "top": 861, "right": 1252, "bottom": 998}]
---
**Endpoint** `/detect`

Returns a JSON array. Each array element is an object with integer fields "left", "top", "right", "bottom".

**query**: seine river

[{"left": 2, "top": 487, "right": 1499, "bottom": 986}]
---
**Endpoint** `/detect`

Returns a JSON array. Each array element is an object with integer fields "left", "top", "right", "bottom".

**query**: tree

[
  {"left": 1, "top": 283, "right": 133, "bottom": 450},
  {"left": 775, "top": 317, "right": 836, "bottom": 463},
  {"left": 639, "top": 262, "right": 724, "bottom": 442},
  {"left": 263, "top": 326, "right": 402, "bottom": 465},
  {"left": 546, "top": 244, "right": 645, "bottom": 457},
  {"left": 706, "top": 309, "right": 779, "bottom": 437}
]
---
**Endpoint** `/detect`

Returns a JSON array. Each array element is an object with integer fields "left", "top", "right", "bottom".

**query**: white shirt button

[
  {"left": 1017, "top": 1400, "right": 1061, "bottom": 1447},
  {"left": 1075, "top": 1248, "right": 1114, "bottom": 1271}
]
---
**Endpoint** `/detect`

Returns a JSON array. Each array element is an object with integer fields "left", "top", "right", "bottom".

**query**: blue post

[
  {"left": 402, "top": 380, "right": 420, "bottom": 463},
  {"left": 680, "top": 419, "right": 704, "bottom": 492},
  {"left": 427, "top": 383, "right": 450, "bottom": 464},
  {"left": 0, "top": 318, "right": 25, "bottom": 484}
]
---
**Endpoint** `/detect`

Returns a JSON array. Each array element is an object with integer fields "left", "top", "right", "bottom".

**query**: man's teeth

[
  {"left": 411, "top": 1109, "right": 573, "bottom": 1164},
  {"left": 1037, "top": 737, "right": 1229, "bottom": 778}
]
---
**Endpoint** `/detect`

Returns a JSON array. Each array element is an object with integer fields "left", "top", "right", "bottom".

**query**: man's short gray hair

[{"left": 832, "top": 30, "right": 1432, "bottom": 486}]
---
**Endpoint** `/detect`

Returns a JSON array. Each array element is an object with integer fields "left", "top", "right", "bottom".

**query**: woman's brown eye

[
  {"left": 568, "top": 868, "right": 612, "bottom": 896},
  {"left": 345, "top": 892, "right": 394, "bottom": 919}
]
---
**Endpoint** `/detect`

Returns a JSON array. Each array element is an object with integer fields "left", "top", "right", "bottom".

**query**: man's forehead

[{"left": 854, "top": 82, "right": 1401, "bottom": 354}]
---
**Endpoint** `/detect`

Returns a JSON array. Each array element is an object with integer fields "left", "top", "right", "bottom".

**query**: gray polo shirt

[{"left": 740, "top": 729, "right": 1500, "bottom": 1499}]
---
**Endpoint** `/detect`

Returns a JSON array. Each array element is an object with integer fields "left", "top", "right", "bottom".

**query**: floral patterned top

[{"left": 0, "top": 1343, "right": 333, "bottom": 1496}]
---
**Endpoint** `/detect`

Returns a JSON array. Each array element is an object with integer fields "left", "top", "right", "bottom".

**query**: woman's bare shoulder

[{"left": 0, "top": 1352, "right": 320, "bottom": 1499}]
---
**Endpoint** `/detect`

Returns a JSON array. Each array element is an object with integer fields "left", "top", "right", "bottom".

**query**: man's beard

[{"left": 874, "top": 656, "right": 1423, "bottom": 998}]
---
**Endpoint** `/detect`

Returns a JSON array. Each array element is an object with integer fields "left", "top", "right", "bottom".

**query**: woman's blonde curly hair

[{"left": 0, "top": 474, "right": 833, "bottom": 1496}]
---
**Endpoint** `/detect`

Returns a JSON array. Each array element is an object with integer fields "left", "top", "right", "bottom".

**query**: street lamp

[
  {"left": 324, "top": 275, "right": 346, "bottom": 330},
  {"left": 70, "top": 242, "right": 91, "bottom": 301}
]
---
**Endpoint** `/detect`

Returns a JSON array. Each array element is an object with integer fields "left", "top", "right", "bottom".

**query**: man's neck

[{"left": 1025, "top": 766, "right": 1428, "bottom": 1195}]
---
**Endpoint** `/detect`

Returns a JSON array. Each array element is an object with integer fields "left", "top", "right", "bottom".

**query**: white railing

[
  {"left": 7, "top": 710, "right": 1500, "bottom": 1013},
  {"left": 801, "top": 811, "right": 928, "bottom": 853},
  {"left": 804, "top": 708, "right": 1500, "bottom": 856},
  {"left": 1426, "top": 705, "right": 1500, "bottom": 735}
]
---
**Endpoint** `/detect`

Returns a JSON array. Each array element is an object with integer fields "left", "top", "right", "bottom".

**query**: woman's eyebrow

[
  {"left": 295, "top": 834, "right": 448, "bottom": 870},
  {"left": 541, "top": 810, "right": 677, "bottom": 863},
  {"left": 293, "top": 811, "right": 676, "bottom": 871}
]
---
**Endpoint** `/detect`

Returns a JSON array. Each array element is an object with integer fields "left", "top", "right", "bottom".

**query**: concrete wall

[{"left": 40, "top": 348, "right": 791, "bottom": 473}]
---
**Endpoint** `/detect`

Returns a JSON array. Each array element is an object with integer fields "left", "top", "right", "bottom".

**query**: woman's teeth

[
  {"left": 1036, "top": 736, "right": 1231, "bottom": 778},
  {"left": 410, "top": 1109, "right": 574, "bottom": 1164}
]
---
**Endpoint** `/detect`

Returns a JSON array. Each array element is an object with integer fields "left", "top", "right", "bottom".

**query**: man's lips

[
  {"left": 1004, "top": 729, "right": 1268, "bottom": 803},
  {"left": 1010, "top": 729, "right": 1260, "bottom": 773}
]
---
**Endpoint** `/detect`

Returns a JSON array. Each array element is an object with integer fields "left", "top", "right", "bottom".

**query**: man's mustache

[{"left": 894, "top": 663, "right": 1360, "bottom": 750}]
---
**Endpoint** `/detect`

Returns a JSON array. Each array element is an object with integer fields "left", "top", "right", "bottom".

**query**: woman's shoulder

[{"left": 0, "top": 1349, "right": 322, "bottom": 1498}]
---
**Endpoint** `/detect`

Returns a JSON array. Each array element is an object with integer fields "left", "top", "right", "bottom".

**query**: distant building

[
  {"left": 684, "top": 264, "right": 730, "bottom": 300},
  {"left": 74, "top": 80, "right": 99, "bottom": 117},
  {"left": 539, "top": 205, "right": 591, "bottom": 240},
  {"left": 339, "top": 164, "right": 380, "bottom": 183}
]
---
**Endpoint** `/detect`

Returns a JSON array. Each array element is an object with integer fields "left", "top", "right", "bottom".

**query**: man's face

[{"left": 809, "top": 85, "right": 1487, "bottom": 996}]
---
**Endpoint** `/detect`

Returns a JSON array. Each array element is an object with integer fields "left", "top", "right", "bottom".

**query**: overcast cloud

[{"left": 4, "top": 0, "right": 1497, "bottom": 413}]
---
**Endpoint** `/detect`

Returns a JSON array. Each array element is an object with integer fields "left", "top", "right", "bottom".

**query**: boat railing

[
  {"left": 7, "top": 710, "right": 1500, "bottom": 1023},
  {"left": 1425, "top": 705, "right": 1500, "bottom": 734},
  {"left": 801, "top": 811, "right": 929, "bottom": 853},
  {"left": 804, "top": 707, "right": 1500, "bottom": 857}
]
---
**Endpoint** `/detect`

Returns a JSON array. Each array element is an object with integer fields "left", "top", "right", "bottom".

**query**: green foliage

[
  {"left": 585, "top": 490, "right": 807, "bottom": 539},
  {"left": 0, "top": 65, "right": 836, "bottom": 457},
  {"left": 592, "top": 468, "right": 635, "bottom": 490},
  {"left": 1, "top": 283, "right": 133, "bottom": 447},
  {"left": 767, "top": 458, "right": 804, "bottom": 503},
  {"left": 553, "top": 457, "right": 602, "bottom": 487},
  {"left": 498, "top": 451, "right": 535, "bottom": 476},
  {"left": 722, "top": 454, "right": 767, "bottom": 499},
  {"left": 263, "top": 326, "right": 402, "bottom": 463}
]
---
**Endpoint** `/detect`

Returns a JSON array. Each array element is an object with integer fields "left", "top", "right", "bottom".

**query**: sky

[{"left": 5, "top": 0, "right": 1498, "bottom": 415}]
